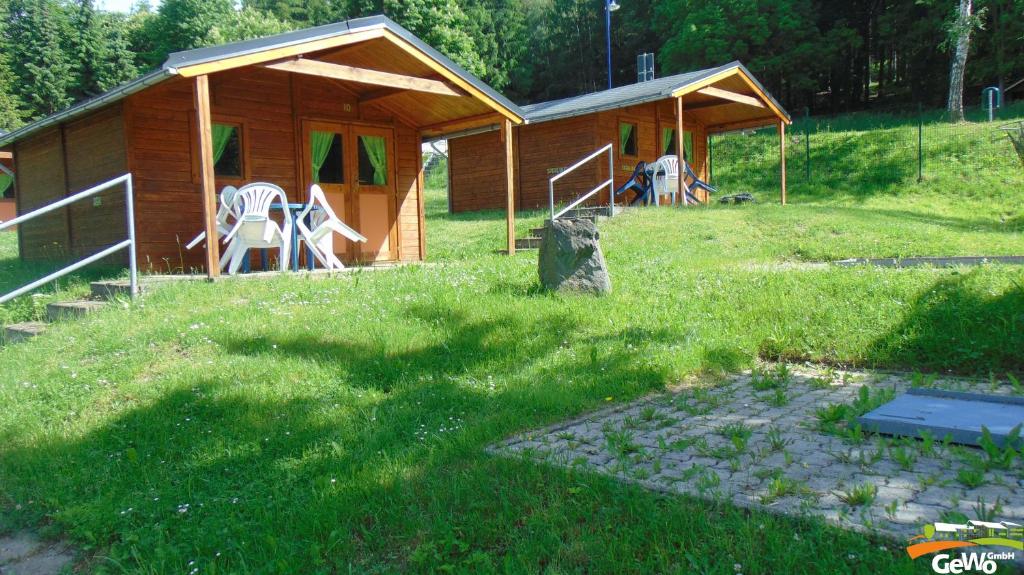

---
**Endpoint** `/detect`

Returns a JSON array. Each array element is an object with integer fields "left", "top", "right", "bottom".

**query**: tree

[
  {"left": 460, "top": 0, "right": 531, "bottom": 92},
  {"left": 241, "top": 0, "right": 332, "bottom": 24},
  {"left": 68, "top": 0, "right": 137, "bottom": 98},
  {"left": 6, "top": 0, "right": 75, "bottom": 118},
  {"left": 144, "top": 0, "right": 235, "bottom": 65},
  {"left": 946, "top": 0, "right": 979, "bottom": 121},
  {"left": 339, "top": 0, "right": 488, "bottom": 80},
  {"left": 207, "top": 7, "right": 293, "bottom": 45},
  {"left": 655, "top": 0, "right": 825, "bottom": 109}
]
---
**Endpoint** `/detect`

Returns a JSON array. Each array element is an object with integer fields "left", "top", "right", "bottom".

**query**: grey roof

[
  {"left": 522, "top": 61, "right": 789, "bottom": 124},
  {"left": 0, "top": 15, "right": 524, "bottom": 147},
  {"left": 163, "top": 15, "right": 524, "bottom": 117}
]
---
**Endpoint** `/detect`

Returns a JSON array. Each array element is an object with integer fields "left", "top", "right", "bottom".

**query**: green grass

[{"left": 1, "top": 111, "right": 1023, "bottom": 573}]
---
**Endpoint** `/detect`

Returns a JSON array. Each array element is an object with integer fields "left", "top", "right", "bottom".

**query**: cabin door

[
  {"left": 302, "top": 122, "right": 398, "bottom": 262},
  {"left": 350, "top": 125, "right": 397, "bottom": 262},
  {"left": 302, "top": 121, "right": 354, "bottom": 261}
]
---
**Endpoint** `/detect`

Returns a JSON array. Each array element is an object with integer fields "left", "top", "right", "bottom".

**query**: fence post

[
  {"left": 917, "top": 103, "right": 924, "bottom": 182},
  {"left": 804, "top": 107, "right": 811, "bottom": 182}
]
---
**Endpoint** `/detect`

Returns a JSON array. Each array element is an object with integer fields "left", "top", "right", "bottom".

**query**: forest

[{"left": 0, "top": 0, "right": 1022, "bottom": 132}]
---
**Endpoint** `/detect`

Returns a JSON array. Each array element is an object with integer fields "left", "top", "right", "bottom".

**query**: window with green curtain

[
  {"left": 358, "top": 135, "right": 387, "bottom": 185},
  {"left": 0, "top": 173, "right": 13, "bottom": 199},
  {"left": 213, "top": 124, "right": 242, "bottom": 178},
  {"left": 619, "top": 123, "right": 637, "bottom": 156},
  {"left": 311, "top": 130, "right": 344, "bottom": 182},
  {"left": 661, "top": 128, "right": 693, "bottom": 161}
]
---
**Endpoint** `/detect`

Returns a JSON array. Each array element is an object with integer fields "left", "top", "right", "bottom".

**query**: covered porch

[{"left": 124, "top": 16, "right": 525, "bottom": 277}]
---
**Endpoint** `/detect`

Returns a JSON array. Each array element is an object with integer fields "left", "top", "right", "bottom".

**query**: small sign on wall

[{"left": 546, "top": 167, "right": 565, "bottom": 175}]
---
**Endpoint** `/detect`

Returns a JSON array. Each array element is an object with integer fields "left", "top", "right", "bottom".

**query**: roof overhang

[
  {"left": 0, "top": 16, "right": 525, "bottom": 149},
  {"left": 520, "top": 62, "right": 789, "bottom": 131},
  {"left": 671, "top": 64, "right": 790, "bottom": 131}
]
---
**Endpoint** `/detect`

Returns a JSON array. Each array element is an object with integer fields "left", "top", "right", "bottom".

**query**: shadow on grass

[
  {"left": 0, "top": 297, "right": 930, "bottom": 572},
  {"left": 0, "top": 302, "right": 697, "bottom": 570},
  {"left": 865, "top": 270, "right": 1024, "bottom": 374},
  {"left": 836, "top": 207, "right": 1024, "bottom": 237}
]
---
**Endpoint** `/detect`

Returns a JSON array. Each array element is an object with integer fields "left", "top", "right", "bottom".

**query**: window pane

[
  {"left": 358, "top": 135, "right": 387, "bottom": 185},
  {"left": 214, "top": 126, "right": 242, "bottom": 178},
  {"left": 620, "top": 123, "right": 638, "bottom": 157},
  {"left": 662, "top": 129, "right": 694, "bottom": 161},
  {"left": 315, "top": 134, "right": 344, "bottom": 184},
  {"left": 0, "top": 173, "right": 13, "bottom": 199}
]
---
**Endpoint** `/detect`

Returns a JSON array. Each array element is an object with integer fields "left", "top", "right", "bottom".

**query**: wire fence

[{"left": 708, "top": 102, "right": 1024, "bottom": 201}]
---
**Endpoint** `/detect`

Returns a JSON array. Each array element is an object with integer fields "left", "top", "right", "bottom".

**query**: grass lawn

[
  {"left": 0, "top": 232, "right": 120, "bottom": 328},
  {"left": 1, "top": 115, "right": 1023, "bottom": 573}
]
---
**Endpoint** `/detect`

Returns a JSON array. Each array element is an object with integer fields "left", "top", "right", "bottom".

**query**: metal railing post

[
  {"left": 0, "top": 173, "right": 139, "bottom": 304},
  {"left": 549, "top": 180, "right": 555, "bottom": 221},
  {"left": 125, "top": 175, "right": 138, "bottom": 299},
  {"left": 607, "top": 147, "right": 614, "bottom": 216},
  {"left": 548, "top": 143, "right": 614, "bottom": 221}
]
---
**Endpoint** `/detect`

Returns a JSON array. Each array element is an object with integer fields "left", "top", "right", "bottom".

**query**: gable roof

[
  {"left": 0, "top": 15, "right": 525, "bottom": 148},
  {"left": 522, "top": 61, "right": 789, "bottom": 124}
]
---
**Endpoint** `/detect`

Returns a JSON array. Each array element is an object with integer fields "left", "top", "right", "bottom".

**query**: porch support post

[
  {"left": 503, "top": 118, "right": 515, "bottom": 255},
  {"left": 193, "top": 74, "right": 220, "bottom": 277},
  {"left": 675, "top": 96, "right": 687, "bottom": 204},
  {"left": 778, "top": 120, "right": 787, "bottom": 206}
]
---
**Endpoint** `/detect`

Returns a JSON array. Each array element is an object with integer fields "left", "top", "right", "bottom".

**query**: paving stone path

[
  {"left": 492, "top": 367, "right": 1024, "bottom": 541},
  {"left": 0, "top": 533, "right": 74, "bottom": 575}
]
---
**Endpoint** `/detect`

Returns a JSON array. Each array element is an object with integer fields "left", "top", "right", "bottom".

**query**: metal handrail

[
  {"left": 549, "top": 143, "right": 615, "bottom": 220},
  {"left": 0, "top": 173, "right": 137, "bottom": 304}
]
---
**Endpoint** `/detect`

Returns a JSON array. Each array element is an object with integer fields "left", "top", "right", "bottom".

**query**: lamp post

[{"left": 605, "top": 0, "right": 620, "bottom": 90}]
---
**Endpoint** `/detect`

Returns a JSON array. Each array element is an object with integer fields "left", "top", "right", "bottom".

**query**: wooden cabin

[
  {"left": 0, "top": 147, "right": 13, "bottom": 226},
  {"left": 0, "top": 16, "right": 527, "bottom": 271},
  {"left": 448, "top": 62, "right": 790, "bottom": 213}
]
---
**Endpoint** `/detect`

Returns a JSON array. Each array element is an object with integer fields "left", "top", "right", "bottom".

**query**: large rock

[{"left": 538, "top": 218, "right": 611, "bottom": 294}]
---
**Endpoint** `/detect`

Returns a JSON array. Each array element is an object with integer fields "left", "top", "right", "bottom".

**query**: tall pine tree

[{"left": 7, "top": 0, "right": 75, "bottom": 118}]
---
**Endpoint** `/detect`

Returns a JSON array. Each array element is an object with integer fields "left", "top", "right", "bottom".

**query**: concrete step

[
  {"left": 3, "top": 322, "right": 48, "bottom": 345},
  {"left": 515, "top": 237, "right": 542, "bottom": 250},
  {"left": 90, "top": 280, "right": 139, "bottom": 300},
  {"left": 46, "top": 300, "right": 108, "bottom": 322},
  {"left": 529, "top": 227, "right": 546, "bottom": 237}
]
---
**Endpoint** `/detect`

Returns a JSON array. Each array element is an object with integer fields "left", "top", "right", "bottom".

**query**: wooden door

[
  {"left": 302, "top": 121, "right": 353, "bottom": 260},
  {"left": 350, "top": 125, "right": 397, "bottom": 262}
]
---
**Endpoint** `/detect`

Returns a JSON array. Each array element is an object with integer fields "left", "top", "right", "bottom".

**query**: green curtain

[
  {"left": 212, "top": 124, "right": 235, "bottom": 165},
  {"left": 662, "top": 128, "right": 694, "bottom": 161},
  {"left": 310, "top": 131, "right": 334, "bottom": 183},
  {"left": 619, "top": 123, "right": 633, "bottom": 155},
  {"left": 361, "top": 136, "right": 387, "bottom": 185},
  {"left": 0, "top": 173, "right": 12, "bottom": 198},
  {"left": 662, "top": 128, "right": 674, "bottom": 155}
]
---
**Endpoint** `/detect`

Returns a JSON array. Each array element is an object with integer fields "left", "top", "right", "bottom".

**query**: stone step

[
  {"left": 3, "top": 322, "right": 48, "bottom": 345},
  {"left": 46, "top": 300, "right": 108, "bottom": 322},
  {"left": 90, "top": 280, "right": 139, "bottom": 300},
  {"left": 515, "top": 237, "right": 542, "bottom": 250},
  {"left": 529, "top": 227, "right": 546, "bottom": 237}
]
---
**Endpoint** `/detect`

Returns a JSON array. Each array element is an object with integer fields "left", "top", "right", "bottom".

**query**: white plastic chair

[
  {"left": 185, "top": 186, "right": 240, "bottom": 271},
  {"left": 650, "top": 155, "right": 680, "bottom": 206},
  {"left": 222, "top": 183, "right": 292, "bottom": 274},
  {"left": 296, "top": 185, "right": 367, "bottom": 270}
]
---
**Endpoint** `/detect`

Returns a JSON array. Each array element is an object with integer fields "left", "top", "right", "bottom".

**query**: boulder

[{"left": 537, "top": 218, "right": 611, "bottom": 294}]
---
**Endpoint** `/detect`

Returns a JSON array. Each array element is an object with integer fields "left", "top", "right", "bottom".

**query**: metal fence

[{"left": 708, "top": 102, "right": 1024, "bottom": 199}]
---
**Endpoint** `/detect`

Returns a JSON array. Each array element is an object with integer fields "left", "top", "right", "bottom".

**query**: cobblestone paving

[{"left": 493, "top": 367, "right": 1024, "bottom": 540}]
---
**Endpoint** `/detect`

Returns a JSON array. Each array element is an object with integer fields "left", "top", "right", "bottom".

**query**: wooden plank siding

[
  {"left": 123, "top": 67, "right": 425, "bottom": 271},
  {"left": 13, "top": 128, "right": 71, "bottom": 260},
  {"left": 447, "top": 98, "right": 710, "bottom": 213},
  {"left": 64, "top": 105, "right": 128, "bottom": 261}
]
